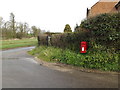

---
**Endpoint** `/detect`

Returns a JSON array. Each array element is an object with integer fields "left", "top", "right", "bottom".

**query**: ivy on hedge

[{"left": 80, "top": 13, "right": 120, "bottom": 50}]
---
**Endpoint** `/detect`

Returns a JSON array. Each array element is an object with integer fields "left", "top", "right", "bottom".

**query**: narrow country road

[{"left": 2, "top": 47, "right": 118, "bottom": 88}]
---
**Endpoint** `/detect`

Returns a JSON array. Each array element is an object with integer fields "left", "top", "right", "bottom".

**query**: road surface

[{"left": 2, "top": 47, "right": 118, "bottom": 88}]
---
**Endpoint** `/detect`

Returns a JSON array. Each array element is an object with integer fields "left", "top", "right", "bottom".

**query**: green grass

[
  {"left": 1, "top": 38, "right": 37, "bottom": 50},
  {"left": 28, "top": 46, "right": 119, "bottom": 72},
  {"left": 28, "top": 46, "right": 60, "bottom": 62}
]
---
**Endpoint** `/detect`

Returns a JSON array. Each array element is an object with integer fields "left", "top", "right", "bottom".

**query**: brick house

[
  {"left": 74, "top": 0, "right": 120, "bottom": 32},
  {"left": 87, "top": 0, "right": 120, "bottom": 18}
]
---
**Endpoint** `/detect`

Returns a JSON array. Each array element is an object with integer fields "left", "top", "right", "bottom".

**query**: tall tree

[
  {"left": 31, "top": 26, "right": 41, "bottom": 37},
  {"left": 23, "top": 22, "right": 29, "bottom": 36},
  {"left": 0, "top": 17, "right": 3, "bottom": 29},
  {"left": 10, "top": 13, "right": 16, "bottom": 38},
  {"left": 4, "top": 21, "right": 13, "bottom": 39},
  {"left": 0, "top": 17, "right": 3, "bottom": 38},
  {"left": 19, "top": 23, "right": 24, "bottom": 38},
  {"left": 64, "top": 24, "right": 72, "bottom": 33}
]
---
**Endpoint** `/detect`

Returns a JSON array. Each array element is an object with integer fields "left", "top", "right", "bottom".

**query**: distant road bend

[{"left": 2, "top": 47, "right": 118, "bottom": 88}]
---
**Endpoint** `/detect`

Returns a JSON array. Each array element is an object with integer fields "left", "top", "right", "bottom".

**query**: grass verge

[
  {"left": 1, "top": 38, "right": 37, "bottom": 50},
  {"left": 28, "top": 46, "right": 119, "bottom": 72}
]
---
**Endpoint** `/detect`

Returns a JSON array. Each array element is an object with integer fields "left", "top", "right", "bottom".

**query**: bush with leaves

[
  {"left": 64, "top": 24, "right": 72, "bottom": 33},
  {"left": 80, "top": 13, "right": 120, "bottom": 50}
]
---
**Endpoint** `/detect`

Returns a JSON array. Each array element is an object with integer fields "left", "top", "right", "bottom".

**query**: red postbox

[{"left": 80, "top": 41, "right": 87, "bottom": 53}]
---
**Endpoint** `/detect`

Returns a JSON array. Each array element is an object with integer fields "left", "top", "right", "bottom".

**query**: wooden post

[
  {"left": 37, "top": 36, "right": 40, "bottom": 46},
  {"left": 46, "top": 35, "right": 51, "bottom": 46}
]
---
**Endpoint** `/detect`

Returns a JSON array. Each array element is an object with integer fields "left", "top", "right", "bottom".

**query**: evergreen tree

[{"left": 64, "top": 24, "right": 72, "bottom": 33}]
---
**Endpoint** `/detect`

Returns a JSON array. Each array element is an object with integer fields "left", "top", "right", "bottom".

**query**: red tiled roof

[{"left": 88, "top": 1, "right": 119, "bottom": 17}]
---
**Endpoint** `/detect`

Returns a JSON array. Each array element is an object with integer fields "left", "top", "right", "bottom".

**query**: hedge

[
  {"left": 36, "top": 13, "right": 119, "bottom": 71},
  {"left": 38, "top": 13, "right": 119, "bottom": 53},
  {"left": 80, "top": 13, "right": 120, "bottom": 51}
]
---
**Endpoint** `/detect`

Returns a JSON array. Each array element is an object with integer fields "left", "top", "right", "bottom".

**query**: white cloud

[{"left": 0, "top": 0, "right": 99, "bottom": 32}]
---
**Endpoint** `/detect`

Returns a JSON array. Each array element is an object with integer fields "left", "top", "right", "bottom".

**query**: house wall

[{"left": 88, "top": 2, "right": 118, "bottom": 18}]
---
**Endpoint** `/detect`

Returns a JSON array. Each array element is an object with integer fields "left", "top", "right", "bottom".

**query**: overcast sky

[{"left": 0, "top": 0, "right": 99, "bottom": 32}]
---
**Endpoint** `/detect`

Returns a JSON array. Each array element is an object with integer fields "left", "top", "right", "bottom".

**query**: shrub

[
  {"left": 80, "top": 13, "right": 120, "bottom": 50},
  {"left": 39, "top": 32, "right": 91, "bottom": 52},
  {"left": 29, "top": 46, "right": 119, "bottom": 71}
]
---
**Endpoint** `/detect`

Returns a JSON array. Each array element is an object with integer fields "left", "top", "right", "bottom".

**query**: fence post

[
  {"left": 47, "top": 35, "right": 51, "bottom": 46},
  {"left": 37, "top": 36, "right": 40, "bottom": 46}
]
